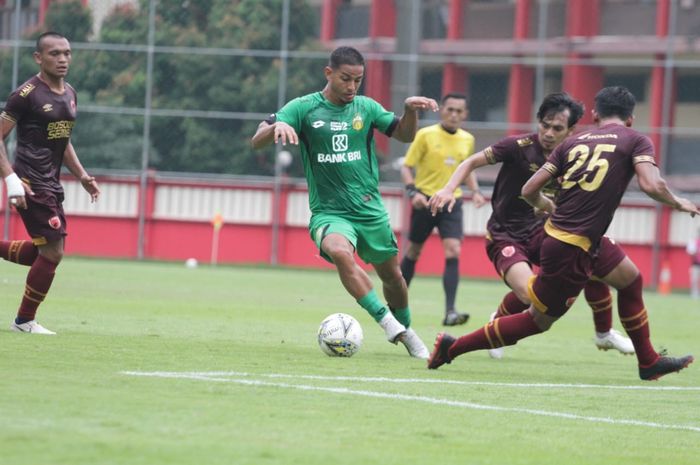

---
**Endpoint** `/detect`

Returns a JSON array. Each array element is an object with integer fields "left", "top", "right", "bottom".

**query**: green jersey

[{"left": 276, "top": 92, "right": 399, "bottom": 221}]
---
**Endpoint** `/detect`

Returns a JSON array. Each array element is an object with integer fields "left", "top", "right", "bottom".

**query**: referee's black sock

[
  {"left": 444, "top": 257, "right": 459, "bottom": 312},
  {"left": 400, "top": 256, "right": 417, "bottom": 287}
]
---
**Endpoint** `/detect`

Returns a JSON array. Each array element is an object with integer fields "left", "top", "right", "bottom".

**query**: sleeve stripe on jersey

[
  {"left": 633, "top": 154, "right": 656, "bottom": 165},
  {"left": 542, "top": 161, "right": 558, "bottom": 176},
  {"left": 484, "top": 146, "right": 497, "bottom": 164},
  {"left": 384, "top": 116, "right": 400, "bottom": 137},
  {"left": 0, "top": 111, "right": 16, "bottom": 123}
]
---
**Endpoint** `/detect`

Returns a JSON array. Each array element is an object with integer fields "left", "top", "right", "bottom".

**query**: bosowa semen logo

[{"left": 332, "top": 134, "right": 348, "bottom": 152}]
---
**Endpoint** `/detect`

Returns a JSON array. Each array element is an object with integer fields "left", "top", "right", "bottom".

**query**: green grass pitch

[{"left": 1, "top": 257, "right": 699, "bottom": 465}]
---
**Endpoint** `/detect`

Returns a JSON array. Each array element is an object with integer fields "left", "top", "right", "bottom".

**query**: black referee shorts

[{"left": 408, "top": 198, "right": 463, "bottom": 244}]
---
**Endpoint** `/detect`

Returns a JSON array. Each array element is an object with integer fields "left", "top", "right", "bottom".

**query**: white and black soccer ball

[{"left": 317, "top": 313, "right": 363, "bottom": 357}]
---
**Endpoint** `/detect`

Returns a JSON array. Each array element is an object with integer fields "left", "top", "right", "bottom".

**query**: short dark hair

[
  {"left": 36, "top": 31, "right": 66, "bottom": 52},
  {"left": 441, "top": 93, "right": 468, "bottom": 105},
  {"left": 537, "top": 92, "right": 584, "bottom": 128},
  {"left": 594, "top": 86, "right": 636, "bottom": 120},
  {"left": 328, "top": 46, "right": 365, "bottom": 69}
]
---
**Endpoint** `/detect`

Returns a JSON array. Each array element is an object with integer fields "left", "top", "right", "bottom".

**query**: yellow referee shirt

[{"left": 403, "top": 123, "right": 476, "bottom": 197}]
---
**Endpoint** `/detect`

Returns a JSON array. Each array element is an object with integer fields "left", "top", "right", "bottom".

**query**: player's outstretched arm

[
  {"left": 64, "top": 142, "right": 100, "bottom": 203},
  {"left": 251, "top": 120, "right": 298, "bottom": 149},
  {"left": 429, "top": 151, "right": 489, "bottom": 215},
  {"left": 251, "top": 120, "right": 275, "bottom": 149},
  {"left": 636, "top": 162, "right": 698, "bottom": 217},
  {"left": 521, "top": 168, "right": 556, "bottom": 214},
  {"left": 392, "top": 97, "right": 439, "bottom": 143}
]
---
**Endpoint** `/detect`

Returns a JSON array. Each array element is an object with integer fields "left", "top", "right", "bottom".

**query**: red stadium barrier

[{"left": 0, "top": 172, "right": 693, "bottom": 291}]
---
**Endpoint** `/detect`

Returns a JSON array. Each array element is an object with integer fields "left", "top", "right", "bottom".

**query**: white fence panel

[
  {"left": 62, "top": 180, "right": 138, "bottom": 217},
  {"left": 462, "top": 201, "right": 493, "bottom": 236},
  {"left": 669, "top": 210, "right": 698, "bottom": 246},
  {"left": 606, "top": 207, "right": 656, "bottom": 244},
  {"left": 154, "top": 186, "right": 271, "bottom": 224},
  {"left": 383, "top": 196, "right": 403, "bottom": 230},
  {"left": 286, "top": 191, "right": 311, "bottom": 227}
]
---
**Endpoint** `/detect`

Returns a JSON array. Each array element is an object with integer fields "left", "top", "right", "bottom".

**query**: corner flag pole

[{"left": 211, "top": 213, "right": 224, "bottom": 265}]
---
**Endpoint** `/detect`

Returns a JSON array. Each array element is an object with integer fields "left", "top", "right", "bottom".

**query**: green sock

[
  {"left": 392, "top": 306, "right": 411, "bottom": 328},
  {"left": 357, "top": 289, "right": 388, "bottom": 322}
]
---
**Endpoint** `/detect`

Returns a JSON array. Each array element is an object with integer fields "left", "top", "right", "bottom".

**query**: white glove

[{"left": 4, "top": 173, "right": 24, "bottom": 197}]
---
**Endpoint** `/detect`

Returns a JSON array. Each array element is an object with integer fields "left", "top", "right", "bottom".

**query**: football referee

[{"left": 400, "top": 93, "right": 485, "bottom": 326}]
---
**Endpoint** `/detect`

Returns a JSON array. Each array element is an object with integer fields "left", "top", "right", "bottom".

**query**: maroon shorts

[
  {"left": 16, "top": 190, "right": 67, "bottom": 245},
  {"left": 591, "top": 236, "right": 626, "bottom": 278},
  {"left": 528, "top": 236, "right": 593, "bottom": 318},
  {"left": 486, "top": 227, "right": 545, "bottom": 278}
]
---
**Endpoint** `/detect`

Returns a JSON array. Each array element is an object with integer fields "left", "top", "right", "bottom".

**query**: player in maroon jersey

[
  {"left": 429, "top": 86, "right": 697, "bottom": 380},
  {"left": 429, "top": 92, "right": 633, "bottom": 359},
  {"left": 0, "top": 32, "right": 100, "bottom": 334}
]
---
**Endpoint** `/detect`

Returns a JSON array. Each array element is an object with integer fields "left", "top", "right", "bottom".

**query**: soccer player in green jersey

[{"left": 251, "top": 46, "right": 438, "bottom": 358}]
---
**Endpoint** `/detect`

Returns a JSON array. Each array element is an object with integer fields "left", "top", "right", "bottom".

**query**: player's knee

[
  {"left": 381, "top": 269, "right": 405, "bottom": 289},
  {"left": 512, "top": 286, "right": 531, "bottom": 304},
  {"left": 528, "top": 308, "right": 555, "bottom": 332},
  {"left": 443, "top": 244, "right": 461, "bottom": 259},
  {"left": 327, "top": 246, "right": 352, "bottom": 262},
  {"left": 38, "top": 242, "right": 64, "bottom": 264}
]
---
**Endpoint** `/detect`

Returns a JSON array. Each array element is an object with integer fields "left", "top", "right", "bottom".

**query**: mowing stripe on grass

[
  {"left": 122, "top": 371, "right": 700, "bottom": 433},
  {"left": 123, "top": 371, "right": 700, "bottom": 391}
]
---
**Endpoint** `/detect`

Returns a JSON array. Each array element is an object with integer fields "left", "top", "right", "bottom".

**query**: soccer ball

[{"left": 317, "top": 313, "right": 363, "bottom": 357}]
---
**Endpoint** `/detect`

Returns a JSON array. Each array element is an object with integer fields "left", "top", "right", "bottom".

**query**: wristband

[
  {"left": 405, "top": 183, "right": 418, "bottom": 198},
  {"left": 4, "top": 173, "right": 24, "bottom": 197}
]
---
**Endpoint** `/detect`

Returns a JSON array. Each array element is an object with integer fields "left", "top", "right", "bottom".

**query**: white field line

[
  {"left": 122, "top": 370, "right": 700, "bottom": 391},
  {"left": 121, "top": 371, "right": 700, "bottom": 433}
]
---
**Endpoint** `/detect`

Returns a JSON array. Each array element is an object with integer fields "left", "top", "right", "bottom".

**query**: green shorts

[{"left": 309, "top": 213, "right": 398, "bottom": 265}]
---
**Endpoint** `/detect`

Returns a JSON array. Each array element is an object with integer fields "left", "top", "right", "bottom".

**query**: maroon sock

[
  {"left": 448, "top": 311, "right": 543, "bottom": 360},
  {"left": 584, "top": 280, "right": 613, "bottom": 333},
  {"left": 0, "top": 240, "right": 38, "bottom": 266},
  {"left": 494, "top": 291, "right": 529, "bottom": 319},
  {"left": 16, "top": 255, "right": 58, "bottom": 322},
  {"left": 617, "top": 274, "right": 658, "bottom": 367}
]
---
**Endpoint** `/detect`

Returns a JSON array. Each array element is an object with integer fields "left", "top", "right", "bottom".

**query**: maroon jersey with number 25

[{"left": 541, "top": 123, "right": 655, "bottom": 251}]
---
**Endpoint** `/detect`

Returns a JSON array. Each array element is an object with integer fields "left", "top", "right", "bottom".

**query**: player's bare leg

[{"left": 322, "top": 234, "right": 407, "bottom": 344}]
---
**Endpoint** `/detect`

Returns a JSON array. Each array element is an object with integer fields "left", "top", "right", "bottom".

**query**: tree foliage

[
  {"left": 80, "top": 0, "right": 322, "bottom": 174},
  {"left": 45, "top": 0, "right": 93, "bottom": 42},
  {"left": 3, "top": 0, "right": 321, "bottom": 176}
]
